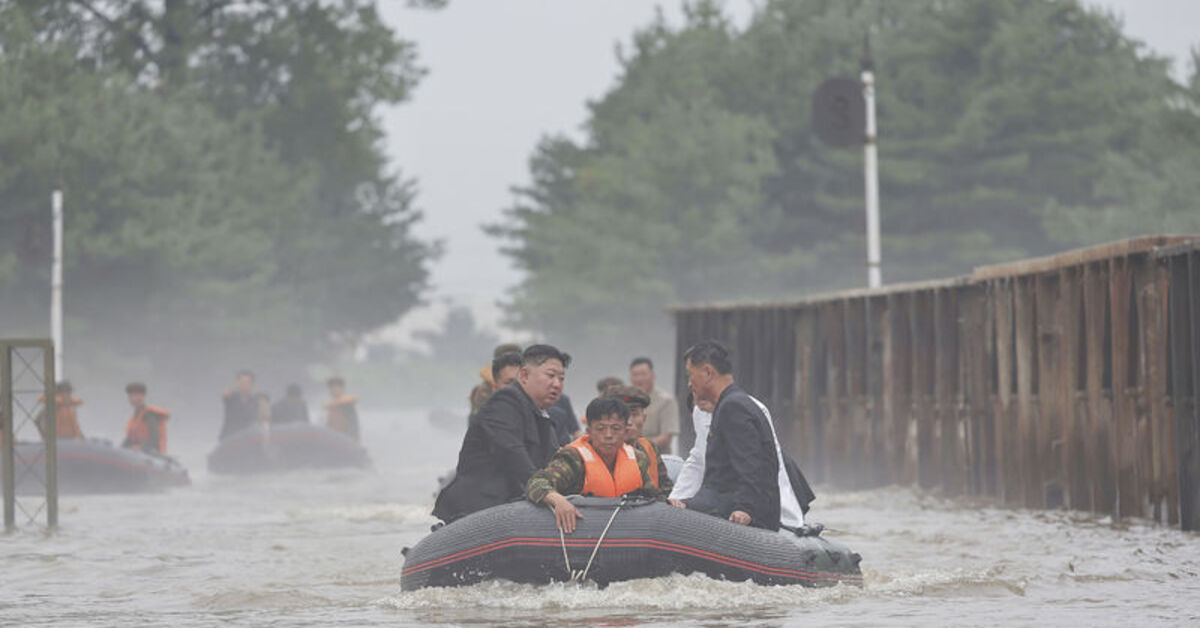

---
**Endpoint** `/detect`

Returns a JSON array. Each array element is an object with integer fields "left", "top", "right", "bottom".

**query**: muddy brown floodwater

[{"left": 3, "top": 409, "right": 1198, "bottom": 626}]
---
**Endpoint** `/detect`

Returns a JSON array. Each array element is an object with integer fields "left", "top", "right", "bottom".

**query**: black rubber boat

[
  {"left": 206, "top": 423, "right": 370, "bottom": 475},
  {"left": 401, "top": 496, "right": 862, "bottom": 590},
  {"left": 5, "top": 438, "right": 190, "bottom": 494}
]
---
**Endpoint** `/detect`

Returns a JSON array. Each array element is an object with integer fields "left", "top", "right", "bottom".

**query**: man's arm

[
  {"left": 669, "top": 408, "right": 710, "bottom": 500},
  {"left": 526, "top": 448, "right": 586, "bottom": 532},
  {"left": 478, "top": 393, "right": 540, "bottom": 485},
  {"left": 721, "top": 405, "right": 777, "bottom": 524}
]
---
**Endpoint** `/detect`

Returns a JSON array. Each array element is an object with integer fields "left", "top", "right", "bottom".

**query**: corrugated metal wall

[{"left": 672, "top": 236, "right": 1200, "bottom": 530}]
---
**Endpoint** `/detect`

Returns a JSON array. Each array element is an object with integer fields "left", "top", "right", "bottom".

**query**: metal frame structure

[{"left": 1, "top": 338, "right": 58, "bottom": 531}]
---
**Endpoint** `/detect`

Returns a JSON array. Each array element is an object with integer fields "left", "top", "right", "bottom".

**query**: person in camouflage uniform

[
  {"left": 604, "top": 385, "right": 673, "bottom": 494},
  {"left": 469, "top": 343, "right": 524, "bottom": 414},
  {"left": 527, "top": 397, "right": 680, "bottom": 532}
]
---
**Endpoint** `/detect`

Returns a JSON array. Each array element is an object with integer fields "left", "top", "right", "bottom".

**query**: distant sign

[{"left": 812, "top": 77, "right": 865, "bottom": 147}]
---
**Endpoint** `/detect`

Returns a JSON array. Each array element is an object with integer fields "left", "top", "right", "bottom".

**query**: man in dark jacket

[
  {"left": 219, "top": 370, "right": 266, "bottom": 440},
  {"left": 679, "top": 340, "right": 781, "bottom": 531},
  {"left": 433, "top": 344, "right": 571, "bottom": 523}
]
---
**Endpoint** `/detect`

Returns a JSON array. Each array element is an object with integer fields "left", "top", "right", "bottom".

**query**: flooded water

[{"left": 3, "top": 409, "right": 1198, "bottom": 626}]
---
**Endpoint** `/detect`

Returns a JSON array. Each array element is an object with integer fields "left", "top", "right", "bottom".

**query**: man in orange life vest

[
  {"left": 324, "top": 376, "right": 360, "bottom": 442},
  {"left": 526, "top": 397, "right": 684, "bottom": 533},
  {"left": 605, "top": 385, "right": 673, "bottom": 494},
  {"left": 122, "top": 382, "right": 169, "bottom": 455},
  {"left": 36, "top": 380, "right": 84, "bottom": 440}
]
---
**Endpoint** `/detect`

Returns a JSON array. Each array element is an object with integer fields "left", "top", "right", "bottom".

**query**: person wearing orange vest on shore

[
  {"left": 36, "top": 381, "right": 85, "bottom": 440},
  {"left": 604, "top": 385, "right": 673, "bottom": 494},
  {"left": 324, "top": 376, "right": 360, "bottom": 442},
  {"left": 122, "top": 382, "right": 169, "bottom": 455},
  {"left": 526, "top": 397, "right": 683, "bottom": 533}
]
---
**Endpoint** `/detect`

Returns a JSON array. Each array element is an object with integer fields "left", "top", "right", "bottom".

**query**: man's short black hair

[
  {"left": 629, "top": 356, "right": 653, "bottom": 371},
  {"left": 56, "top": 380, "right": 73, "bottom": 393},
  {"left": 125, "top": 382, "right": 147, "bottom": 394},
  {"left": 585, "top": 396, "right": 631, "bottom": 423},
  {"left": 522, "top": 344, "right": 571, "bottom": 369},
  {"left": 595, "top": 376, "right": 623, "bottom": 393},
  {"left": 492, "top": 351, "right": 524, "bottom": 381},
  {"left": 237, "top": 369, "right": 255, "bottom": 380},
  {"left": 683, "top": 340, "right": 733, "bottom": 375},
  {"left": 327, "top": 376, "right": 345, "bottom": 387}
]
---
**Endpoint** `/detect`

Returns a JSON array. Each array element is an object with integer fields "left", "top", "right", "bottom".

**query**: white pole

[
  {"left": 862, "top": 66, "right": 882, "bottom": 288},
  {"left": 51, "top": 189, "right": 63, "bottom": 380}
]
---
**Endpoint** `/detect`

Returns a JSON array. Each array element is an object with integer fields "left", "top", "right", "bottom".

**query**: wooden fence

[{"left": 671, "top": 236, "right": 1200, "bottom": 530}]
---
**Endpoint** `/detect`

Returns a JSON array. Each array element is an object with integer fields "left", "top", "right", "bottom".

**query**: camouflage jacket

[
  {"left": 633, "top": 438, "right": 674, "bottom": 494},
  {"left": 526, "top": 445, "right": 663, "bottom": 504}
]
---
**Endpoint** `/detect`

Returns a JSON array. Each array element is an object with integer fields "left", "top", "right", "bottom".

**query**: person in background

[
  {"left": 678, "top": 341, "right": 781, "bottom": 530},
  {"left": 325, "top": 376, "right": 360, "bottom": 442},
  {"left": 526, "top": 397, "right": 670, "bottom": 533},
  {"left": 629, "top": 357, "right": 679, "bottom": 454},
  {"left": 271, "top": 384, "right": 310, "bottom": 425},
  {"left": 37, "top": 380, "right": 84, "bottom": 440},
  {"left": 595, "top": 376, "right": 623, "bottom": 394},
  {"left": 605, "top": 385, "right": 673, "bottom": 494},
  {"left": 220, "top": 370, "right": 267, "bottom": 440},
  {"left": 489, "top": 351, "right": 524, "bottom": 400},
  {"left": 469, "top": 343, "right": 523, "bottom": 415},
  {"left": 434, "top": 344, "right": 570, "bottom": 523},
  {"left": 122, "top": 382, "right": 170, "bottom": 455}
]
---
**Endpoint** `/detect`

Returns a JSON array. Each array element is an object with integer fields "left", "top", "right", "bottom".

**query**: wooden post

[
  {"left": 1035, "top": 273, "right": 1064, "bottom": 509},
  {"left": 911, "top": 291, "right": 937, "bottom": 489},
  {"left": 993, "top": 279, "right": 1018, "bottom": 505},
  {"left": 1013, "top": 276, "right": 1038, "bottom": 508},
  {"left": 1109, "top": 257, "right": 1138, "bottom": 518}
]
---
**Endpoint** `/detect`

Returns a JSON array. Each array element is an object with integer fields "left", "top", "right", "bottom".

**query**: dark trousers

[{"left": 683, "top": 486, "right": 733, "bottom": 519}]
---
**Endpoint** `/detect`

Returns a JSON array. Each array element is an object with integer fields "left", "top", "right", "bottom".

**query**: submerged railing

[{"left": 672, "top": 236, "right": 1200, "bottom": 530}]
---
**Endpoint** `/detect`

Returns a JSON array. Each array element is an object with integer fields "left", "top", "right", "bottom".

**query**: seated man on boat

[
  {"left": 324, "top": 377, "right": 360, "bottom": 442},
  {"left": 433, "top": 344, "right": 570, "bottom": 524},
  {"left": 677, "top": 340, "right": 785, "bottom": 531},
  {"left": 122, "top": 382, "right": 170, "bottom": 455},
  {"left": 526, "top": 397, "right": 674, "bottom": 533},
  {"left": 219, "top": 370, "right": 268, "bottom": 440},
  {"left": 36, "top": 380, "right": 84, "bottom": 440},
  {"left": 271, "top": 384, "right": 310, "bottom": 425},
  {"left": 603, "top": 385, "right": 673, "bottom": 493},
  {"left": 469, "top": 343, "right": 523, "bottom": 415}
]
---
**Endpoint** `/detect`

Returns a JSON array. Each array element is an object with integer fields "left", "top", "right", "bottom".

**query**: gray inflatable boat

[
  {"left": 6, "top": 438, "right": 189, "bottom": 494},
  {"left": 402, "top": 495, "right": 862, "bottom": 590},
  {"left": 206, "top": 423, "right": 370, "bottom": 475}
]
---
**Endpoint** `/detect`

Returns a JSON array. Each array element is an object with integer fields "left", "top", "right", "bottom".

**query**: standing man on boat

[
  {"left": 122, "top": 382, "right": 170, "bottom": 455},
  {"left": 605, "top": 385, "right": 673, "bottom": 494},
  {"left": 219, "top": 370, "right": 267, "bottom": 440},
  {"left": 469, "top": 343, "right": 524, "bottom": 415},
  {"left": 629, "top": 357, "right": 679, "bottom": 454},
  {"left": 678, "top": 341, "right": 782, "bottom": 531},
  {"left": 36, "top": 381, "right": 84, "bottom": 440},
  {"left": 526, "top": 397, "right": 667, "bottom": 533},
  {"left": 433, "top": 344, "right": 570, "bottom": 524},
  {"left": 271, "top": 384, "right": 310, "bottom": 425},
  {"left": 325, "top": 377, "right": 360, "bottom": 442}
]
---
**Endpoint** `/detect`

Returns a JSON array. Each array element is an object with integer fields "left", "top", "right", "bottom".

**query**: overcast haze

[{"left": 380, "top": 0, "right": 1199, "bottom": 347}]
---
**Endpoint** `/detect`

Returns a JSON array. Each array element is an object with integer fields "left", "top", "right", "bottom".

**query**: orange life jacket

[
  {"left": 567, "top": 436, "right": 642, "bottom": 498},
  {"left": 325, "top": 395, "right": 359, "bottom": 441},
  {"left": 126, "top": 405, "right": 169, "bottom": 454},
  {"left": 55, "top": 394, "right": 84, "bottom": 439},
  {"left": 637, "top": 436, "right": 661, "bottom": 487}
]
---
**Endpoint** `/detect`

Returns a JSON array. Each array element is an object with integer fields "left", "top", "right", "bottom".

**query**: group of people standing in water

[
  {"left": 26, "top": 370, "right": 361, "bottom": 457},
  {"left": 434, "top": 340, "right": 814, "bottom": 534}
]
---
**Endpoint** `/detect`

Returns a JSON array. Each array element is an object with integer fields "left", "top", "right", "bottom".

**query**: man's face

[
  {"left": 328, "top": 383, "right": 344, "bottom": 399},
  {"left": 519, "top": 358, "right": 564, "bottom": 410},
  {"left": 685, "top": 358, "right": 716, "bottom": 404},
  {"left": 236, "top": 374, "right": 255, "bottom": 395},
  {"left": 128, "top": 392, "right": 146, "bottom": 408},
  {"left": 624, "top": 406, "right": 647, "bottom": 443},
  {"left": 588, "top": 414, "right": 627, "bottom": 456},
  {"left": 630, "top": 364, "right": 654, "bottom": 393},
  {"left": 492, "top": 365, "right": 520, "bottom": 391}
]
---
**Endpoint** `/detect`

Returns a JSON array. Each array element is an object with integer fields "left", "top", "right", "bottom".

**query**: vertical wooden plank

[
  {"left": 1084, "top": 262, "right": 1117, "bottom": 516},
  {"left": 824, "top": 301, "right": 847, "bottom": 485},
  {"left": 844, "top": 298, "right": 868, "bottom": 488},
  {"left": 1172, "top": 251, "right": 1200, "bottom": 530},
  {"left": 888, "top": 293, "right": 914, "bottom": 485},
  {"left": 1013, "top": 275, "right": 1038, "bottom": 508},
  {"left": 1143, "top": 258, "right": 1174, "bottom": 524},
  {"left": 993, "top": 279, "right": 1018, "bottom": 505},
  {"left": 1059, "top": 268, "right": 1088, "bottom": 511},
  {"left": 1110, "top": 256, "right": 1138, "bottom": 518},
  {"left": 935, "top": 288, "right": 963, "bottom": 495},
  {"left": 1035, "top": 273, "right": 1064, "bottom": 509},
  {"left": 793, "top": 307, "right": 819, "bottom": 481},
  {"left": 868, "top": 296, "right": 889, "bottom": 487},
  {"left": 911, "top": 290, "right": 937, "bottom": 489}
]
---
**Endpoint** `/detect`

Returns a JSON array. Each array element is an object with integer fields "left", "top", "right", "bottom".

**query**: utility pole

[
  {"left": 51, "top": 189, "right": 63, "bottom": 379},
  {"left": 862, "top": 36, "right": 882, "bottom": 288}
]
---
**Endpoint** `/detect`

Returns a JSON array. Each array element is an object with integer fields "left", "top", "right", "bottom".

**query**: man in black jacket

[
  {"left": 433, "top": 344, "right": 571, "bottom": 523},
  {"left": 680, "top": 340, "right": 781, "bottom": 531}
]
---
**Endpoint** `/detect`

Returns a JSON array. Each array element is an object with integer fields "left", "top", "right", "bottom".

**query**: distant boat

[
  {"left": 5, "top": 438, "right": 189, "bottom": 494},
  {"left": 206, "top": 422, "right": 370, "bottom": 475}
]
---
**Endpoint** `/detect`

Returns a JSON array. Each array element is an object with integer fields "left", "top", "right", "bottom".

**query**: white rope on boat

[{"left": 555, "top": 497, "right": 625, "bottom": 583}]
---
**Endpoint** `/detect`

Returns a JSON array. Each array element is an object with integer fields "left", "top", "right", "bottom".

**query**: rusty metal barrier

[{"left": 672, "top": 236, "right": 1200, "bottom": 530}]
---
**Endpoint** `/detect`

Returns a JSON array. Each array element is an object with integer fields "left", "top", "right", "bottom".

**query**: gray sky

[{"left": 378, "top": 0, "right": 1198, "bottom": 346}]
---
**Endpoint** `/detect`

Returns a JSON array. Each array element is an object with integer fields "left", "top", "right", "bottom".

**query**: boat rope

[{"left": 556, "top": 497, "right": 626, "bottom": 583}]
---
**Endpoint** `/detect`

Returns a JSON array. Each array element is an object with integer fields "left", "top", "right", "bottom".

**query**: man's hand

[
  {"left": 545, "top": 493, "right": 584, "bottom": 533},
  {"left": 729, "top": 510, "right": 751, "bottom": 526},
  {"left": 667, "top": 498, "right": 687, "bottom": 509}
]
